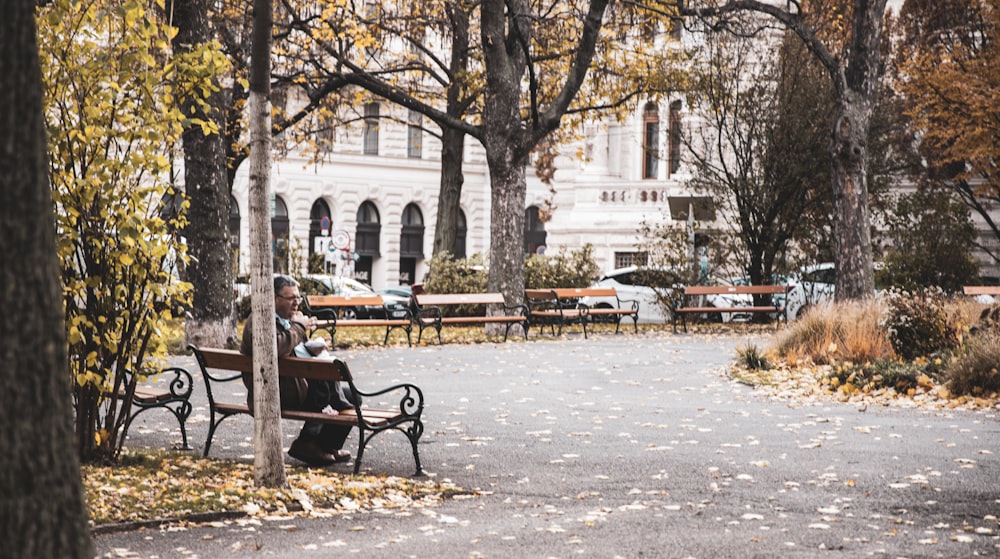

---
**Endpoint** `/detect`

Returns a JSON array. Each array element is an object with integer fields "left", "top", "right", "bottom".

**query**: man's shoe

[
  {"left": 331, "top": 449, "right": 352, "bottom": 463},
  {"left": 288, "top": 439, "right": 337, "bottom": 466}
]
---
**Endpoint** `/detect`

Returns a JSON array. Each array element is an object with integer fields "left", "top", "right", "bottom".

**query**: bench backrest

[
  {"left": 307, "top": 294, "right": 385, "bottom": 308},
  {"left": 415, "top": 293, "right": 506, "bottom": 306},
  {"left": 963, "top": 285, "right": 1000, "bottom": 296},
  {"left": 190, "top": 346, "right": 351, "bottom": 383},
  {"left": 525, "top": 287, "right": 617, "bottom": 301},
  {"left": 683, "top": 284, "right": 789, "bottom": 296}
]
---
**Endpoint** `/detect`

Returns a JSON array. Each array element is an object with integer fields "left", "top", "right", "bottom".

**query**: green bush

[
  {"left": 880, "top": 287, "right": 959, "bottom": 361},
  {"left": 876, "top": 188, "right": 978, "bottom": 294},
  {"left": 524, "top": 244, "right": 600, "bottom": 289},
  {"left": 737, "top": 344, "right": 771, "bottom": 370},
  {"left": 422, "top": 252, "right": 489, "bottom": 295}
]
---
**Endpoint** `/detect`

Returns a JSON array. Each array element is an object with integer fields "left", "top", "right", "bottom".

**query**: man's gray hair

[{"left": 274, "top": 274, "right": 298, "bottom": 293}]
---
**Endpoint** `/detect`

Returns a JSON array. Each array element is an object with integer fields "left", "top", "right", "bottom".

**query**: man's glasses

[{"left": 276, "top": 294, "right": 302, "bottom": 302}]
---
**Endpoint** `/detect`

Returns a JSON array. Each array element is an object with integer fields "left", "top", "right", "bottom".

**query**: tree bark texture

[
  {"left": 249, "top": 0, "right": 286, "bottom": 487},
  {"left": 829, "top": 0, "right": 885, "bottom": 300},
  {"left": 432, "top": 3, "right": 471, "bottom": 257},
  {"left": 0, "top": 1, "right": 95, "bottom": 555},
  {"left": 171, "top": 0, "right": 239, "bottom": 348},
  {"left": 433, "top": 126, "right": 467, "bottom": 256}
]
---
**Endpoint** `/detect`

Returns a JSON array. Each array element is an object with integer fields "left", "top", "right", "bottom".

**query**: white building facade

[{"left": 229, "top": 96, "right": 695, "bottom": 290}]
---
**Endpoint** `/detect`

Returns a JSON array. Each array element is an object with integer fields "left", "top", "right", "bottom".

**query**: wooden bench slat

[
  {"left": 308, "top": 294, "right": 386, "bottom": 307},
  {"left": 963, "top": 286, "right": 1000, "bottom": 296},
  {"left": 416, "top": 293, "right": 505, "bottom": 306}
]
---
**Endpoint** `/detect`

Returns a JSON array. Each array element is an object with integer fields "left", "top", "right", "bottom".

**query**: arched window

[
  {"left": 454, "top": 209, "right": 468, "bottom": 259},
  {"left": 400, "top": 204, "right": 424, "bottom": 258},
  {"left": 354, "top": 201, "right": 381, "bottom": 284},
  {"left": 229, "top": 195, "right": 241, "bottom": 251},
  {"left": 355, "top": 201, "right": 381, "bottom": 257},
  {"left": 399, "top": 204, "right": 424, "bottom": 285},
  {"left": 524, "top": 206, "right": 547, "bottom": 256},
  {"left": 308, "top": 199, "right": 331, "bottom": 272},
  {"left": 271, "top": 195, "right": 290, "bottom": 273},
  {"left": 642, "top": 102, "right": 659, "bottom": 179}
]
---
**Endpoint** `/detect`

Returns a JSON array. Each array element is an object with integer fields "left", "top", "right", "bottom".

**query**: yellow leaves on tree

[
  {"left": 897, "top": 0, "right": 1000, "bottom": 195},
  {"left": 38, "top": 0, "right": 225, "bottom": 463}
]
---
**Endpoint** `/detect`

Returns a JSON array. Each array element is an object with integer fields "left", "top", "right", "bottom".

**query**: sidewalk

[{"left": 95, "top": 331, "right": 1000, "bottom": 558}]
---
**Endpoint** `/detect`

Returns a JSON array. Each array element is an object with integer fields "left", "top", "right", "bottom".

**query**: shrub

[
  {"left": 772, "top": 300, "right": 892, "bottom": 365},
  {"left": 946, "top": 331, "right": 1000, "bottom": 396},
  {"left": 876, "top": 188, "right": 978, "bottom": 294},
  {"left": 880, "top": 287, "right": 959, "bottom": 361},
  {"left": 737, "top": 344, "right": 771, "bottom": 370},
  {"left": 423, "top": 252, "right": 488, "bottom": 294},
  {"left": 524, "top": 244, "right": 600, "bottom": 289}
]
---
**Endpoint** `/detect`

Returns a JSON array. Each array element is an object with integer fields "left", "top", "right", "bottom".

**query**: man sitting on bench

[{"left": 240, "top": 274, "right": 354, "bottom": 466}]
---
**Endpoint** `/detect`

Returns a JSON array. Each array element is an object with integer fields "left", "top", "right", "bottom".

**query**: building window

[
  {"left": 407, "top": 110, "right": 422, "bottom": 159},
  {"left": 669, "top": 100, "right": 682, "bottom": 176},
  {"left": 524, "top": 206, "right": 547, "bottom": 256},
  {"left": 363, "top": 102, "right": 379, "bottom": 155},
  {"left": 355, "top": 201, "right": 381, "bottom": 257},
  {"left": 229, "top": 195, "right": 241, "bottom": 270},
  {"left": 308, "top": 199, "right": 332, "bottom": 271},
  {"left": 400, "top": 203, "right": 424, "bottom": 258},
  {"left": 642, "top": 103, "right": 659, "bottom": 179},
  {"left": 271, "top": 195, "right": 290, "bottom": 273},
  {"left": 615, "top": 252, "right": 648, "bottom": 269}
]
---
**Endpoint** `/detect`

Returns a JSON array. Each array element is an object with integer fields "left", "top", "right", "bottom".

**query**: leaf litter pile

[{"left": 84, "top": 451, "right": 460, "bottom": 527}]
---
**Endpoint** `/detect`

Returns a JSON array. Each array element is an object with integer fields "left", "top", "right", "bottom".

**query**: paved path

[{"left": 94, "top": 331, "right": 1000, "bottom": 558}]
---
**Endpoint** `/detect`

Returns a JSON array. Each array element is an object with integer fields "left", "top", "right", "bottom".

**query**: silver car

[
  {"left": 298, "top": 274, "right": 410, "bottom": 319},
  {"left": 579, "top": 266, "right": 683, "bottom": 324}
]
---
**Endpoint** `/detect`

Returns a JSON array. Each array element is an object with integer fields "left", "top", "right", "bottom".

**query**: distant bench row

[{"left": 303, "top": 287, "right": 640, "bottom": 345}]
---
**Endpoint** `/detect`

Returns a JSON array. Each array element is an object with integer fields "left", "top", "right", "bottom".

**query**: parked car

[
  {"left": 377, "top": 285, "right": 413, "bottom": 301},
  {"left": 297, "top": 274, "right": 410, "bottom": 319},
  {"left": 578, "top": 266, "right": 684, "bottom": 324},
  {"left": 784, "top": 263, "right": 836, "bottom": 319},
  {"left": 233, "top": 275, "right": 251, "bottom": 299}
]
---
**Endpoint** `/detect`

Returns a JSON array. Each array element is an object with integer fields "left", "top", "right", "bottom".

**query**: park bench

[
  {"left": 673, "top": 284, "right": 789, "bottom": 333},
  {"left": 525, "top": 287, "right": 623, "bottom": 338},
  {"left": 305, "top": 294, "right": 413, "bottom": 346},
  {"left": 189, "top": 345, "right": 425, "bottom": 476},
  {"left": 575, "top": 287, "right": 639, "bottom": 333},
  {"left": 963, "top": 285, "right": 1000, "bottom": 300},
  {"left": 114, "top": 366, "right": 194, "bottom": 451},
  {"left": 411, "top": 292, "right": 530, "bottom": 343}
]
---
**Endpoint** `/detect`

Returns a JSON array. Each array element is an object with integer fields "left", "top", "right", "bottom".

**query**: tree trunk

[
  {"left": 432, "top": 2, "right": 471, "bottom": 257},
  {"left": 0, "top": 2, "right": 94, "bottom": 555},
  {"left": 831, "top": 91, "right": 876, "bottom": 300},
  {"left": 486, "top": 150, "right": 529, "bottom": 304},
  {"left": 433, "top": 126, "right": 466, "bottom": 256},
  {"left": 830, "top": 0, "right": 885, "bottom": 300},
  {"left": 248, "top": 0, "right": 286, "bottom": 487},
  {"left": 171, "top": 0, "right": 238, "bottom": 348}
]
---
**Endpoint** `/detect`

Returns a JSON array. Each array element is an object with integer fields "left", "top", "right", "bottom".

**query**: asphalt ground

[{"left": 93, "top": 330, "right": 1000, "bottom": 558}]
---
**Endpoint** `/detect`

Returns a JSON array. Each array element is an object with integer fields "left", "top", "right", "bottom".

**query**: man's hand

[{"left": 291, "top": 312, "right": 317, "bottom": 330}]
